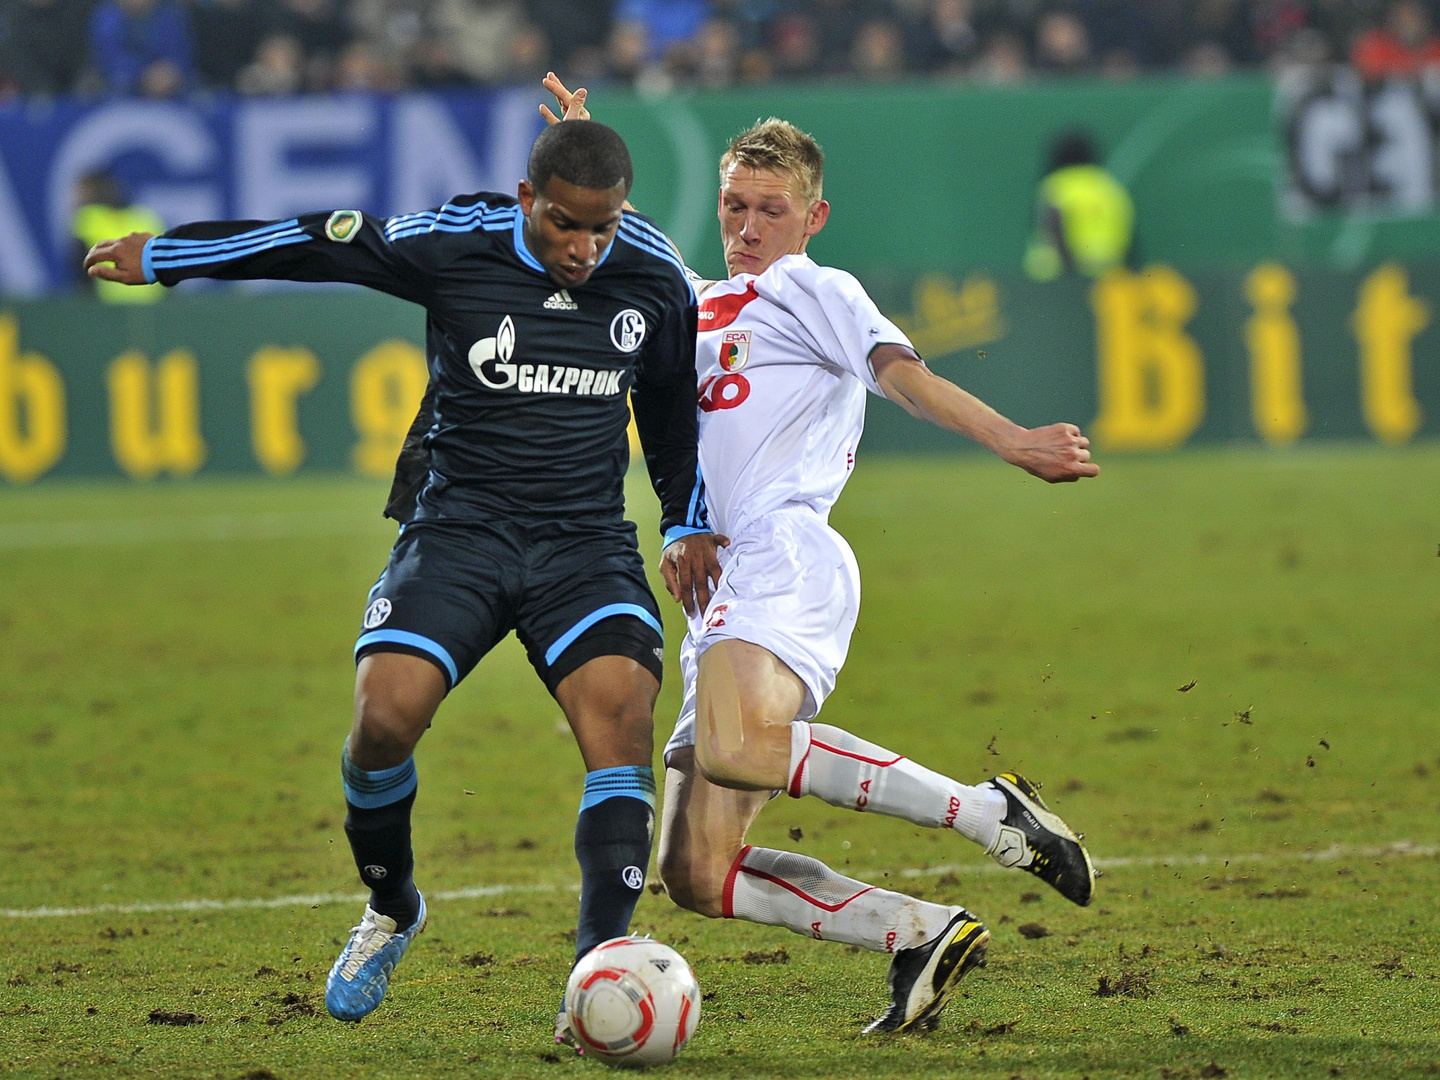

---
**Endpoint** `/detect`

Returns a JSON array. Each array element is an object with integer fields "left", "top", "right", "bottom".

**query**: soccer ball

[{"left": 564, "top": 936, "right": 701, "bottom": 1067}]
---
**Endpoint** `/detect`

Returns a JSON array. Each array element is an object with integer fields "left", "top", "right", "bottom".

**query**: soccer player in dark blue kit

[{"left": 83, "top": 120, "right": 724, "bottom": 1023}]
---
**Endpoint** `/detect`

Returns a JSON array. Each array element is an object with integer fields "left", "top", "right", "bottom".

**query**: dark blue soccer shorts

[{"left": 354, "top": 519, "right": 665, "bottom": 695}]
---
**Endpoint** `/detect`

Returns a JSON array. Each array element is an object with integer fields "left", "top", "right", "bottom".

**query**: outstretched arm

[
  {"left": 84, "top": 211, "right": 434, "bottom": 303},
  {"left": 873, "top": 345, "right": 1098, "bottom": 483}
]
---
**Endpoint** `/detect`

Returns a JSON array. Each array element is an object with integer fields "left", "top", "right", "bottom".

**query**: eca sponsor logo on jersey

[
  {"left": 469, "top": 315, "right": 624, "bottom": 396},
  {"left": 718, "top": 329, "right": 749, "bottom": 372}
]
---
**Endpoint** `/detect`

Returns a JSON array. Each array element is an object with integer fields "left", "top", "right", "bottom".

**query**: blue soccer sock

[
  {"left": 573, "top": 765, "right": 656, "bottom": 961},
  {"left": 341, "top": 751, "right": 422, "bottom": 930}
]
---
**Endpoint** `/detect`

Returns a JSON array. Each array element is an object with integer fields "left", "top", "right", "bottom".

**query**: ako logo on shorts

[
  {"left": 325, "top": 210, "right": 363, "bottom": 243},
  {"left": 719, "top": 330, "right": 750, "bottom": 372},
  {"left": 363, "top": 597, "right": 392, "bottom": 629}
]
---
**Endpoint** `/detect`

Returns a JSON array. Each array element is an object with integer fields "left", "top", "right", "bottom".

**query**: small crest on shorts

[
  {"left": 622, "top": 865, "right": 645, "bottom": 889},
  {"left": 325, "top": 209, "right": 363, "bottom": 243},
  {"left": 719, "top": 330, "right": 750, "bottom": 372},
  {"left": 704, "top": 602, "right": 729, "bottom": 630},
  {"left": 363, "top": 597, "right": 392, "bottom": 629}
]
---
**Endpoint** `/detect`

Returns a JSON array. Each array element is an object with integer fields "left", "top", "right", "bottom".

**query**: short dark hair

[{"left": 528, "top": 120, "right": 634, "bottom": 195}]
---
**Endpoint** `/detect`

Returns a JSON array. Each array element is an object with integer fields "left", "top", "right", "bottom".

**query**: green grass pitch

[{"left": 1, "top": 447, "right": 1438, "bottom": 1079}]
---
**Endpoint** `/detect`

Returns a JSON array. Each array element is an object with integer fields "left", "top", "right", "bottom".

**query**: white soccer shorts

[{"left": 663, "top": 507, "right": 861, "bottom": 763}]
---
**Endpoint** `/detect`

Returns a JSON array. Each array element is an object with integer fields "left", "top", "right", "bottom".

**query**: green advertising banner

[
  {"left": 601, "top": 76, "right": 1440, "bottom": 283},
  {"left": 2, "top": 259, "right": 1436, "bottom": 485}
]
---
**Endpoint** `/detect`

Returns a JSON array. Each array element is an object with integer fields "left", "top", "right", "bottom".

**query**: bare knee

[
  {"left": 657, "top": 844, "right": 732, "bottom": 920},
  {"left": 351, "top": 653, "right": 446, "bottom": 767}
]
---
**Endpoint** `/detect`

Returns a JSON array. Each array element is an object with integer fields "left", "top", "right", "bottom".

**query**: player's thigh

[
  {"left": 515, "top": 521, "right": 665, "bottom": 705},
  {"left": 354, "top": 521, "right": 517, "bottom": 698},
  {"left": 554, "top": 653, "right": 659, "bottom": 770},
  {"left": 697, "top": 638, "right": 807, "bottom": 747},
  {"left": 658, "top": 747, "right": 771, "bottom": 916}
]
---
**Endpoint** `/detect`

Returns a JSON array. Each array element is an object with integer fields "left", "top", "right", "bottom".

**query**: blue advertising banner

[{"left": 0, "top": 90, "right": 545, "bottom": 296}]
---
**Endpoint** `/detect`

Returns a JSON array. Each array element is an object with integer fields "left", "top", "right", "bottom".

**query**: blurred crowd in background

[{"left": 2, "top": 0, "right": 1438, "bottom": 99}]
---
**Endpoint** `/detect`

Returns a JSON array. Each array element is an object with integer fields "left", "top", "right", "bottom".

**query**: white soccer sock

[
  {"left": 722, "top": 845, "right": 955, "bottom": 953},
  {"left": 788, "top": 721, "right": 1006, "bottom": 849}
]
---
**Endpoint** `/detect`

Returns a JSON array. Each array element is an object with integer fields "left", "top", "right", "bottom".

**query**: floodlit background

[{"left": 1, "top": 2, "right": 1438, "bottom": 1078}]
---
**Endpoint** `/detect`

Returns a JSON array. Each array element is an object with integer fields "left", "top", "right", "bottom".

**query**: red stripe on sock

[
  {"left": 721, "top": 845, "right": 751, "bottom": 919},
  {"left": 811, "top": 739, "right": 904, "bottom": 768},
  {"left": 738, "top": 866, "right": 875, "bottom": 913},
  {"left": 787, "top": 744, "right": 811, "bottom": 798}
]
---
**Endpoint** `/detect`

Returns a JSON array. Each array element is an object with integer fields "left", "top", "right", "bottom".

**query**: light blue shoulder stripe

[{"left": 616, "top": 224, "right": 695, "bottom": 301}]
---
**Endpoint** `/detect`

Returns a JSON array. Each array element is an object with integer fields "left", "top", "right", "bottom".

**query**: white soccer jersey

[{"left": 692, "top": 253, "right": 914, "bottom": 537}]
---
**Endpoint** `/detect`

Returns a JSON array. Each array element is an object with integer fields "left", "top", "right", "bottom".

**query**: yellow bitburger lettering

[{"left": 0, "top": 313, "right": 66, "bottom": 484}]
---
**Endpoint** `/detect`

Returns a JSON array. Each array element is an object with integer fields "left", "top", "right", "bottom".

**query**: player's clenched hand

[
  {"left": 540, "top": 72, "right": 589, "bottom": 125},
  {"left": 83, "top": 232, "right": 154, "bottom": 286},
  {"left": 660, "top": 533, "right": 729, "bottom": 617},
  {"left": 1000, "top": 423, "right": 1099, "bottom": 483}
]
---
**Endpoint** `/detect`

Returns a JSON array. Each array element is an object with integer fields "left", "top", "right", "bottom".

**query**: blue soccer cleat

[{"left": 325, "top": 894, "right": 427, "bottom": 1022}]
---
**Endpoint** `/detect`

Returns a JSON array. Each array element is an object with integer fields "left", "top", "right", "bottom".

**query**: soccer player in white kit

[{"left": 543, "top": 80, "right": 1099, "bottom": 1035}]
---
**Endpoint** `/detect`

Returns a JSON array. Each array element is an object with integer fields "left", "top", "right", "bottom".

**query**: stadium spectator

[
  {"left": 1248, "top": 0, "right": 1310, "bottom": 60},
  {"left": 695, "top": 17, "right": 741, "bottom": 86},
  {"left": 350, "top": 0, "right": 427, "bottom": 77},
  {"left": 270, "top": 0, "right": 351, "bottom": 87},
  {"left": 615, "top": 0, "right": 711, "bottom": 61},
  {"left": 3, "top": 0, "right": 95, "bottom": 96},
  {"left": 189, "top": 0, "right": 276, "bottom": 90},
  {"left": 8, "top": 0, "right": 1431, "bottom": 94},
  {"left": 851, "top": 17, "right": 905, "bottom": 78},
  {"left": 907, "top": 0, "right": 982, "bottom": 74},
  {"left": 335, "top": 37, "right": 403, "bottom": 87},
  {"left": 89, "top": 0, "right": 195, "bottom": 96},
  {"left": 1035, "top": 9, "right": 1093, "bottom": 73},
  {"left": 769, "top": 9, "right": 821, "bottom": 75},
  {"left": 1023, "top": 130, "right": 1133, "bottom": 280},
  {"left": 427, "top": 0, "right": 524, "bottom": 83},
  {"left": 1351, "top": 0, "right": 1440, "bottom": 78},
  {"left": 1181, "top": 38, "right": 1233, "bottom": 75},
  {"left": 973, "top": 29, "right": 1029, "bottom": 81},
  {"left": 526, "top": 0, "right": 612, "bottom": 78},
  {"left": 507, "top": 19, "right": 552, "bottom": 80},
  {"left": 605, "top": 17, "right": 648, "bottom": 82},
  {"left": 236, "top": 32, "right": 304, "bottom": 92}
]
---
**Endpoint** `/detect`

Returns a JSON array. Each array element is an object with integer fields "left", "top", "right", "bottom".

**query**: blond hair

[{"left": 719, "top": 118, "right": 825, "bottom": 204}]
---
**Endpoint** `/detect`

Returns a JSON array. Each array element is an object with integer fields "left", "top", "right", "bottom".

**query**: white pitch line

[
  {"left": 1, "top": 883, "right": 559, "bottom": 920},
  {"left": 0, "top": 511, "right": 389, "bottom": 550},
  {"left": 4, "top": 840, "right": 1435, "bottom": 921},
  {"left": 896, "top": 839, "right": 1439, "bottom": 880}
]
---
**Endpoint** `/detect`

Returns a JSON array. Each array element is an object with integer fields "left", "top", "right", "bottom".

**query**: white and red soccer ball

[{"left": 564, "top": 936, "right": 701, "bottom": 1067}]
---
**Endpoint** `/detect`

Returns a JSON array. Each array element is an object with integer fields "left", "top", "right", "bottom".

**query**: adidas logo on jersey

[{"left": 543, "top": 290, "right": 579, "bottom": 311}]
